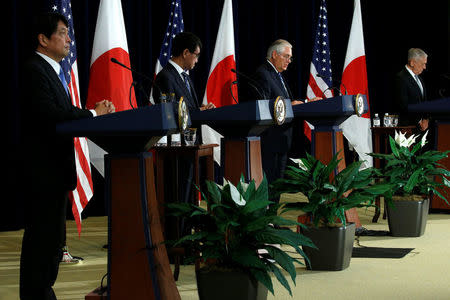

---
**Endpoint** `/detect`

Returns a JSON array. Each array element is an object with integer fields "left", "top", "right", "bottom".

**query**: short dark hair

[
  {"left": 32, "top": 12, "right": 69, "bottom": 49},
  {"left": 171, "top": 32, "right": 202, "bottom": 57}
]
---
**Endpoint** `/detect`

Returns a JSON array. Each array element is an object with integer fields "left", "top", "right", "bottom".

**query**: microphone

[
  {"left": 231, "top": 68, "right": 266, "bottom": 99},
  {"left": 110, "top": 57, "right": 160, "bottom": 105},
  {"left": 316, "top": 73, "right": 347, "bottom": 96},
  {"left": 229, "top": 80, "right": 239, "bottom": 104}
]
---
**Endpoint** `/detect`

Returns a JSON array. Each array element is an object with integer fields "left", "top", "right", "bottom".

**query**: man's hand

[
  {"left": 419, "top": 118, "right": 429, "bottom": 131},
  {"left": 200, "top": 102, "right": 216, "bottom": 111},
  {"left": 94, "top": 100, "right": 115, "bottom": 116},
  {"left": 291, "top": 97, "right": 322, "bottom": 106}
]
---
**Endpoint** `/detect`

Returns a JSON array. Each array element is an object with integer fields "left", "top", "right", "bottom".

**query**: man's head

[
  {"left": 171, "top": 32, "right": 202, "bottom": 71},
  {"left": 407, "top": 48, "right": 427, "bottom": 75},
  {"left": 267, "top": 39, "right": 293, "bottom": 73},
  {"left": 33, "top": 12, "right": 71, "bottom": 62}
]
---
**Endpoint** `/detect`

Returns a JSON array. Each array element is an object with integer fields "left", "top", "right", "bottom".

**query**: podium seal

[
  {"left": 178, "top": 97, "right": 189, "bottom": 131},
  {"left": 354, "top": 94, "right": 365, "bottom": 117},
  {"left": 274, "top": 96, "right": 286, "bottom": 125}
]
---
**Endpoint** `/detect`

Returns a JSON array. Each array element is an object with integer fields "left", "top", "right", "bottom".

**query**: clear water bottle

[
  {"left": 383, "top": 113, "right": 391, "bottom": 127},
  {"left": 373, "top": 113, "right": 381, "bottom": 127}
]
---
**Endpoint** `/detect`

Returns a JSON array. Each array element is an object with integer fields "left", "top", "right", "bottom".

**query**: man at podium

[
  {"left": 152, "top": 32, "right": 215, "bottom": 241},
  {"left": 19, "top": 12, "right": 114, "bottom": 300},
  {"left": 252, "top": 39, "right": 319, "bottom": 200},
  {"left": 393, "top": 48, "right": 432, "bottom": 149}
]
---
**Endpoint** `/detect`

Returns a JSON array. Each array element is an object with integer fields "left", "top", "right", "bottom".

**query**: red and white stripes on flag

[
  {"left": 52, "top": 0, "right": 93, "bottom": 236},
  {"left": 86, "top": 0, "right": 137, "bottom": 112},
  {"left": 305, "top": 0, "right": 333, "bottom": 141},
  {"left": 202, "top": 0, "right": 238, "bottom": 164},
  {"left": 339, "top": 0, "right": 373, "bottom": 168}
]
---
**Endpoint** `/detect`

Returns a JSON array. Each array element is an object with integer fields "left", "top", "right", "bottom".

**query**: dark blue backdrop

[{"left": 6, "top": 0, "right": 450, "bottom": 230}]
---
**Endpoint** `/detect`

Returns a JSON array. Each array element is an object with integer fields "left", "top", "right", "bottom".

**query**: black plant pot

[
  {"left": 196, "top": 268, "right": 268, "bottom": 300},
  {"left": 387, "top": 197, "right": 429, "bottom": 237},
  {"left": 301, "top": 222, "right": 355, "bottom": 271}
]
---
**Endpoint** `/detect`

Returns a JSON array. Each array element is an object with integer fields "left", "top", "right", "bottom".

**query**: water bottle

[
  {"left": 373, "top": 113, "right": 381, "bottom": 127},
  {"left": 383, "top": 113, "right": 391, "bottom": 127}
]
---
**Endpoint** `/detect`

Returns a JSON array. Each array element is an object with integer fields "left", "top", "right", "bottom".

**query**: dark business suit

[
  {"left": 152, "top": 62, "right": 200, "bottom": 112},
  {"left": 393, "top": 67, "right": 433, "bottom": 150},
  {"left": 20, "top": 53, "right": 93, "bottom": 300},
  {"left": 252, "top": 60, "right": 294, "bottom": 187},
  {"left": 393, "top": 67, "right": 428, "bottom": 126},
  {"left": 152, "top": 61, "right": 201, "bottom": 240}
]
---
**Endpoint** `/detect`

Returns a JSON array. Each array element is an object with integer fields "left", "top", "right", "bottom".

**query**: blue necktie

[
  {"left": 58, "top": 68, "right": 69, "bottom": 96},
  {"left": 277, "top": 72, "right": 288, "bottom": 96},
  {"left": 181, "top": 72, "right": 192, "bottom": 96}
]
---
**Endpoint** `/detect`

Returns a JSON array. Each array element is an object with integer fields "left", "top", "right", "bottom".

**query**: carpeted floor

[{"left": 1, "top": 193, "right": 449, "bottom": 300}]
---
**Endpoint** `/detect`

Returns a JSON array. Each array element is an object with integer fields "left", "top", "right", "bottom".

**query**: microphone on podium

[{"left": 231, "top": 68, "right": 266, "bottom": 99}]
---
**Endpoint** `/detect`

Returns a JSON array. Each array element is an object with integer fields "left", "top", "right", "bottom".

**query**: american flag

[
  {"left": 51, "top": 0, "right": 93, "bottom": 235},
  {"left": 307, "top": 0, "right": 333, "bottom": 100},
  {"left": 305, "top": 0, "right": 333, "bottom": 140},
  {"left": 150, "top": 0, "right": 184, "bottom": 104}
]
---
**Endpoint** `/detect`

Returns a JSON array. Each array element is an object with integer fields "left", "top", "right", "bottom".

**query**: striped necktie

[{"left": 181, "top": 72, "right": 192, "bottom": 96}]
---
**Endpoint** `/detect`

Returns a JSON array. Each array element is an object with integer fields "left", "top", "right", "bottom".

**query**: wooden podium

[
  {"left": 293, "top": 95, "right": 369, "bottom": 227},
  {"left": 409, "top": 97, "right": 450, "bottom": 211},
  {"left": 57, "top": 104, "right": 183, "bottom": 300},
  {"left": 190, "top": 99, "right": 293, "bottom": 186}
]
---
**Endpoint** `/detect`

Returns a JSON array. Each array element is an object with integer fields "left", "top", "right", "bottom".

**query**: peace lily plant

[
  {"left": 167, "top": 176, "right": 315, "bottom": 296},
  {"left": 369, "top": 130, "right": 450, "bottom": 203},
  {"left": 270, "top": 152, "right": 393, "bottom": 228}
]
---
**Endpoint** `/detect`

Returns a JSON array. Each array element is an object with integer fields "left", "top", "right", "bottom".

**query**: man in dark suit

[
  {"left": 252, "top": 39, "right": 319, "bottom": 192},
  {"left": 20, "top": 12, "right": 114, "bottom": 300},
  {"left": 394, "top": 48, "right": 429, "bottom": 129},
  {"left": 152, "top": 32, "right": 215, "bottom": 112},
  {"left": 393, "top": 48, "right": 432, "bottom": 149},
  {"left": 152, "top": 32, "right": 215, "bottom": 241}
]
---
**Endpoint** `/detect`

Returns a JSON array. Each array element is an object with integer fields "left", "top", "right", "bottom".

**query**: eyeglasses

[
  {"left": 190, "top": 51, "right": 201, "bottom": 59},
  {"left": 280, "top": 54, "right": 293, "bottom": 62},
  {"left": 278, "top": 54, "right": 294, "bottom": 62}
]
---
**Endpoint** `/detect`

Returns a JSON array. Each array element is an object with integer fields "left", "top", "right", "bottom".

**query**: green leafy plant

[
  {"left": 270, "top": 152, "right": 394, "bottom": 227},
  {"left": 167, "top": 176, "right": 315, "bottom": 296},
  {"left": 369, "top": 130, "right": 450, "bottom": 203}
]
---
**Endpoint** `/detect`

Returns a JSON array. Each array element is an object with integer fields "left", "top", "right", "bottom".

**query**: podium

[
  {"left": 57, "top": 103, "right": 182, "bottom": 300},
  {"left": 190, "top": 99, "right": 293, "bottom": 186},
  {"left": 409, "top": 97, "right": 450, "bottom": 211},
  {"left": 292, "top": 95, "right": 368, "bottom": 172}
]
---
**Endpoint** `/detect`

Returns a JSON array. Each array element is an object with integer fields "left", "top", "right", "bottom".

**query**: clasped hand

[{"left": 94, "top": 100, "right": 115, "bottom": 116}]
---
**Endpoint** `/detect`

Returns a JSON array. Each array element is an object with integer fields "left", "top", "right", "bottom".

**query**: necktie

[
  {"left": 58, "top": 68, "right": 69, "bottom": 96},
  {"left": 414, "top": 75, "right": 423, "bottom": 96},
  {"left": 277, "top": 72, "right": 288, "bottom": 96},
  {"left": 181, "top": 72, "right": 192, "bottom": 96}
]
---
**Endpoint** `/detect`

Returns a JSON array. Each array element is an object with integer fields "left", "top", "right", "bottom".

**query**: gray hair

[
  {"left": 408, "top": 48, "right": 427, "bottom": 62},
  {"left": 266, "top": 39, "right": 292, "bottom": 60}
]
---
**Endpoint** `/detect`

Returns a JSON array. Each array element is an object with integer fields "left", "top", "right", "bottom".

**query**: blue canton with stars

[
  {"left": 312, "top": 0, "right": 333, "bottom": 87},
  {"left": 158, "top": 0, "right": 184, "bottom": 67}
]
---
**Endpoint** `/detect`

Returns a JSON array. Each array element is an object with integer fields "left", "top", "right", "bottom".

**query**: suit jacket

[
  {"left": 152, "top": 62, "right": 200, "bottom": 112},
  {"left": 252, "top": 60, "right": 294, "bottom": 153},
  {"left": 21, "top": 53, "right": 93, "bottom": 194},
  {"left": 393, "top": 67, "right": 428, "bottom": 126}
]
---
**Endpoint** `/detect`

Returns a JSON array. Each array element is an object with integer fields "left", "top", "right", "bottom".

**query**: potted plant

[
  {"left": 167, "top": 176, "right": 315, "bottom": 300},
  {"left": 270, "top": 152, "right": 393, "bottom": 271},
  {"left": 369, "top": 130, "right": 450, "bottom": 237}
]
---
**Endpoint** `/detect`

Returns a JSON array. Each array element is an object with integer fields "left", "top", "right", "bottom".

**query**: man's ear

[
  {"left": 37, "top": 33, "right": 48, "bottom": 48},
  {"left": 182, "top": 48, "right": 190, "bottom": 58}
]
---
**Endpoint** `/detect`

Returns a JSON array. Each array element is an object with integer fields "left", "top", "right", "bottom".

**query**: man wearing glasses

[
  {"left": 153, "top": 31, "right": 215, "bottom": 111},
  {"left": 252, "top": 39, "right": 318, "bottom": 200}
]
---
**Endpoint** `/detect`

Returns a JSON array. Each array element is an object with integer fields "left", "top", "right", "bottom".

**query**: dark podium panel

[
  {"left": 409, "top": 97, "right": 450, "bottom": 211},
  {"left": 293, "top": 95, "right": 368, "bottom": 172},
  {"left": 57, "top": 103, "right": 182, "bottom": 300},
  {"left": 190, "top": 99, "right": 293, "bottom": 186}
]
